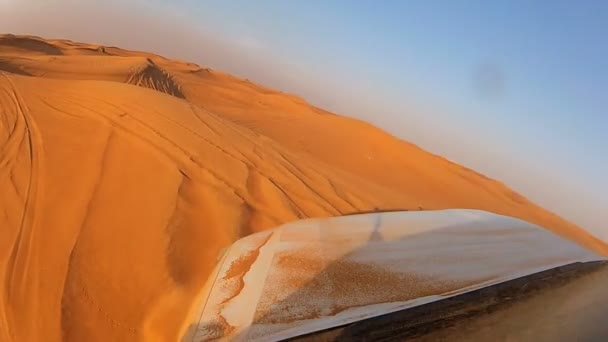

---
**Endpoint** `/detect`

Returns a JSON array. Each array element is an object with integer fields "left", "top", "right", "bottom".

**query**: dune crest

[{"left": 0, "top": 34, "right": 606, "bottom": 342}]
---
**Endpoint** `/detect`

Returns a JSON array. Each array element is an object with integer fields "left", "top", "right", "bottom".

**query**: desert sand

[{"left": 0, "top": 34, "right": 606, "bottom": 342}]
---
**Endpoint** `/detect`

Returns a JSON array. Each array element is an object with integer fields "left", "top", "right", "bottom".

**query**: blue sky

[
  {"left": 186, "top": 0, "right": 608, "bottom": 239},
  {"left": 2, "top": 0, "right": 606, "bottom": 239}
]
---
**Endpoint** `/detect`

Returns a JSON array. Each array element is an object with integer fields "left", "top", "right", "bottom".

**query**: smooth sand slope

[{"left": 0, "top": 34, "right": 606, "bottom": 342}]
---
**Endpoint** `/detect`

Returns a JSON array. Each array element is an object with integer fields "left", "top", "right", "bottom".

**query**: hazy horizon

[{"left": 1, "top": 0, "right": 606, "bottom": 240}]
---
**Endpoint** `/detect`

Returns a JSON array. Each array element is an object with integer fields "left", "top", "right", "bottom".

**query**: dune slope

[{"left": 0, "top": 34, "right": 606, "bottom": 342}]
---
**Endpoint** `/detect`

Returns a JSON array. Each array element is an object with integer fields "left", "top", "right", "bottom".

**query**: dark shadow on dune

[
  {"left": 0, "top": 36, "right": 64, "bottom": 55},
  {"left": 0, "top": 59, "right": 32, "bottom": 76}
]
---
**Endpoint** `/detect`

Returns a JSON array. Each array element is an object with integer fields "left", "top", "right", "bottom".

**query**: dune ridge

[{"left": 0, "top": 34, "right": 606, "bottom": 342}]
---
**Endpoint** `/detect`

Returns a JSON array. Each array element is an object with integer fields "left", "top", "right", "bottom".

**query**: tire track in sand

[{"left": 1, "top": 73, "right": 43, "bottom": 340}]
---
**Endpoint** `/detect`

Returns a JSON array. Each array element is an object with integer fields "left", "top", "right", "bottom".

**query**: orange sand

[{"left": 0, "top": 34, "right": 606, "bottom": 342}]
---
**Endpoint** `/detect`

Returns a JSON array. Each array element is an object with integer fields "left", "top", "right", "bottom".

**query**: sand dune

[{"left": 0, "top": 34, "right": 606, "bottom": 342}]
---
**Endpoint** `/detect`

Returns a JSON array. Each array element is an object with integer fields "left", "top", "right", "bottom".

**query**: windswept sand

[{"left": 0, "top": 34, "right": 606, "bottom": 342}]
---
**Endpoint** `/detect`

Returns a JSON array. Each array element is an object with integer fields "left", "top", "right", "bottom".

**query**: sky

[{"left": 1, "top": 0, "right": 606, "bottom": 240}]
